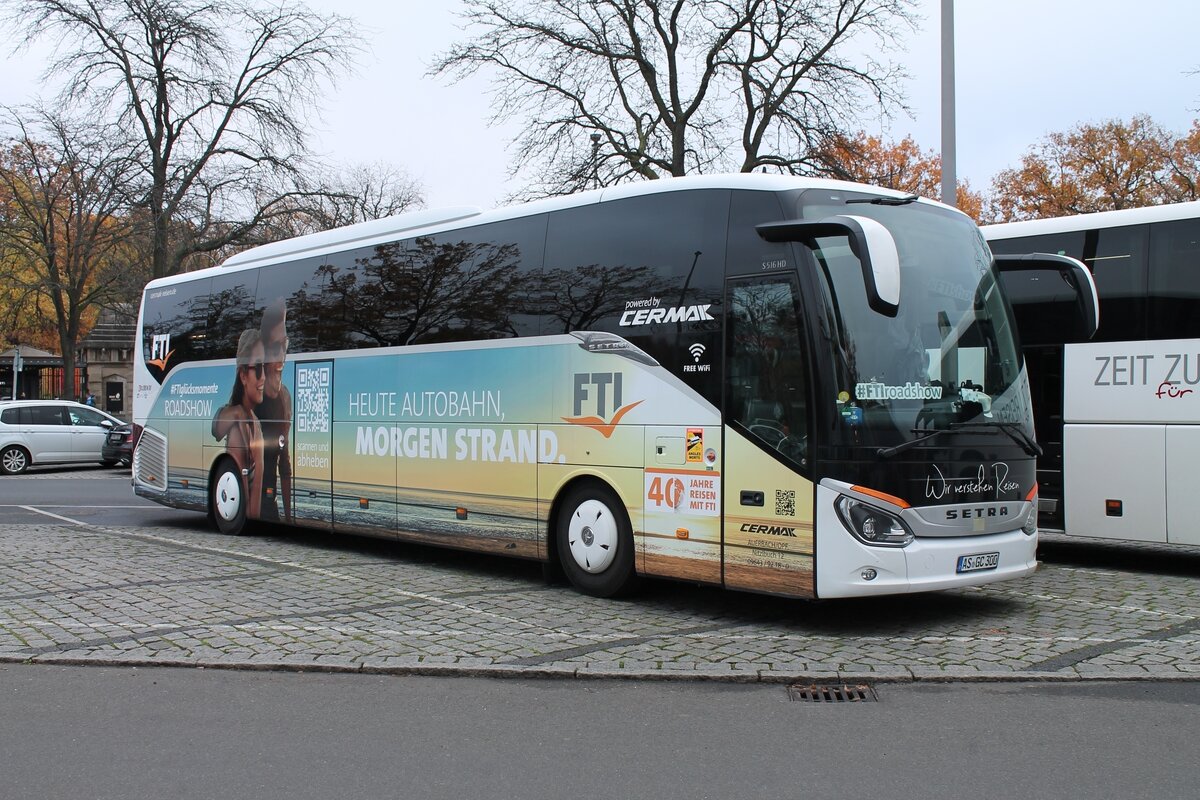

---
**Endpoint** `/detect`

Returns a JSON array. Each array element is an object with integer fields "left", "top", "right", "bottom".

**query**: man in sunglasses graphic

[{"left": 211, "top": 299, "right": 293, "bottom": 523}]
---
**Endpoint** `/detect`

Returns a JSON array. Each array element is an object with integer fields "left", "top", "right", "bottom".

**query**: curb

[{"left": 4, "top": 654, "right": 1200, "bottom": 683}]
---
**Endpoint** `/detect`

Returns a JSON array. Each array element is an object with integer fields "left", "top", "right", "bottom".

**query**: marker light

[
  {"left": 1023, "top": 484, "right": 1038, "bottom": 535},
  {"left": 835, "top": 496, "right": 914, "bottom": 548}
]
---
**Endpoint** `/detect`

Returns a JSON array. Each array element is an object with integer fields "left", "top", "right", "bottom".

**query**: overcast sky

[{"left": 2, "top": 0, "right": 1198, "bottom": 211}]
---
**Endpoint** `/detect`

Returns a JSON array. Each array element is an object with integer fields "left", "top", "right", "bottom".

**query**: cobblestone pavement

[{"left": 1, "top": 517, "right": 1198, "bottom": 682}]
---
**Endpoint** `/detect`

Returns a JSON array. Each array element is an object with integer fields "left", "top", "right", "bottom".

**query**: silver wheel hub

[
  {"left": 567, "top": 499, "right": 618, "bottom": 574},
  {"left": 214, "top": 471, "right": 242, "bottom": 522},
  {"left": 3, "top": 449, "right": 26, "bottom": 472}
]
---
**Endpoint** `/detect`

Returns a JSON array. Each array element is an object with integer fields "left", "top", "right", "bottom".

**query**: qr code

[
  {"left": 295, "top": 365, "right": 331, "bottom": 433},
  {"left": 775, "top": 489, "right": 796, "bottom": 517}
]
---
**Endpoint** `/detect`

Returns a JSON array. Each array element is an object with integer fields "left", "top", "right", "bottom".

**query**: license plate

[{"left": 956, "top": 552, "right": 999, "bottom": 573}]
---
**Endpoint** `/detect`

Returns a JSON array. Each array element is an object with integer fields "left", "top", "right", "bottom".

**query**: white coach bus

[
  {"left": 132, "top": 174, "right": 1093, "bottom": 599},
  {"left": 986, "top": 202, "right": 1200, "bottom": 545}
]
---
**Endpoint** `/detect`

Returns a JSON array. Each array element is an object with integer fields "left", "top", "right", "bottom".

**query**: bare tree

[
  {"left": 0, "top": 105, "right": 140, "bottom": 397},
  {"left": 274, "top": 162, "right": 426, "bottom": 236},
  {"left": 433, "top": 0, "right": 915, "bottom": 198},
  {"left": 5, "top": 0, "right": 361, "bottom": 279}
]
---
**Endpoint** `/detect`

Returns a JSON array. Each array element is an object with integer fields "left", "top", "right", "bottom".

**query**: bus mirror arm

[
  {"left": 993, "top": 253, "right": 1100, "bottom": 341},
  {"left": 756, "top": 215, "right": 901, "bottom": 317}
]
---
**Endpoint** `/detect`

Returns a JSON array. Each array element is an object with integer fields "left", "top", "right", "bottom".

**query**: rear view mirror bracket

[{"left": 756, "top": 215, "right": 901, "bottom": 317}]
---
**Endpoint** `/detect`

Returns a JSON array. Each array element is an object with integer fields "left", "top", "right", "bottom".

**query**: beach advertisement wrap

[
  {"left": 721, "top": 426, "right": 815, "bottom": 597},
  {"left": 136, "top": 332, "right": 817, "bottom": 596},
  {"left": 138, "top": 337, "right": 727, "bottom": 556}
]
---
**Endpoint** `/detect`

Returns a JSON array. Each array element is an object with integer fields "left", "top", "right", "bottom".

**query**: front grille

[{"left": 133, "top": 427, "right": 167, "bottom": 491}]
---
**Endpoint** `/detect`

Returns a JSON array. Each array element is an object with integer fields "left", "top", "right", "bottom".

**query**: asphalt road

[
  {"left": 0, "top": 464, "right": 164, "bottom": 527},
  {"left": 2, "top": 663, "right": 1198, "bottom": 800}
]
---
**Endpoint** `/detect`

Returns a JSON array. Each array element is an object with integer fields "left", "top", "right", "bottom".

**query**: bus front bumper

[{"left": 815, "top": 485, "right": 1038, "bottom": 599}]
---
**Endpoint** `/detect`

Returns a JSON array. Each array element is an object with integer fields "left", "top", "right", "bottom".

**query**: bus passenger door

[
  {"left": 290, "top": 360, "right": 334, "bottom": 531},
  {"left": 721, "top": 275, "right": 817, "bottom": 598}
]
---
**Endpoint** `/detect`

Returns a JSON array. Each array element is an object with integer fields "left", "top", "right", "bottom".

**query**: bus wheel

[
  {"left": 210, "top": 459, "right": 247, "bottom": 536},
  {"left": 556, "top": 483, "right": 638, "bottom": 598}
]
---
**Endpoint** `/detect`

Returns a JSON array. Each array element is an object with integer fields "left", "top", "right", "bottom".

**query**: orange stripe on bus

[{"left": 851, "top": 485, "right": 911, "bottom": 509}]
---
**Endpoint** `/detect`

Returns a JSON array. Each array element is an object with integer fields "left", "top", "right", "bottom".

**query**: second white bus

[{"left": 986, "top": 202, "right": 1200, "bottom": 546}]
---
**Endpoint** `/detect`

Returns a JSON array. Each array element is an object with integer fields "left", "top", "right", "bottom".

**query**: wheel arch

[
  {"left": 544, "top": 471, "right": 640, "bottom": 576},
  {"left": 1, "top": 443, "right": 32, "bottom": 473}
]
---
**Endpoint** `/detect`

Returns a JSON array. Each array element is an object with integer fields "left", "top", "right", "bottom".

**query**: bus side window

[
  {"left": 411, "top": 215, "right": 548, "bottom": 344},
  {"left": 726, "top": 277, "right": 810, "bottom": 468},
  {"left": 1148, "top": 218, "right": 1200, "bottom": 340},
  {"left": 208, "top": 271, "right": 259, "bottom": 359},
  {"left": 254, "top": 257, "right": 326, "bottom": 356},
  {"left": 141, "top": 277, "right": 212, "bottom": 371}
]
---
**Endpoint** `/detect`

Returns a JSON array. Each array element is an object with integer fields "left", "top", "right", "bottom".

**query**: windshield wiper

[
  {"left": 877, "top": 428, "right": 951, "bottom": 458},
  {"left": 846, "top": 194, "right": 920, "bottom": 206},
  {"left": 877, "top": 421, "right": 1042, "bottom": 459},
  {"left": 981, "top": 420, "right": 1043, "bottom": 457}
]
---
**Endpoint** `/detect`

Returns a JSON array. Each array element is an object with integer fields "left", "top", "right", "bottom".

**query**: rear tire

[
  {"left": 555, "top": 483, "right": 638, "bottom": 598},
  {"left": 1, "top": 445, "right": 30, "bottom": 475},
  {"left": 209, "top": 458, "right": 248, "bottom": 536}
]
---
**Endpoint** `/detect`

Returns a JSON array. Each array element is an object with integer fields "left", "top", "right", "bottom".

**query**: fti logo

[
  {"left": 563, "top": 372, "right": 643, "bottom": 438},
  {"left": 147, "top": 333, "right": 174, "bottom": 372}
]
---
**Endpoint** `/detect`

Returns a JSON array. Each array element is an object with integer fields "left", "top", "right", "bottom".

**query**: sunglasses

[{"left": 242, "top": 362, "right": 265, "bottom": 378}]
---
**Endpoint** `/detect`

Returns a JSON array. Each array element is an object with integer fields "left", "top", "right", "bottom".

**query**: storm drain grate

[{"left": 787, "top": 683, "right": 877, "bottom": 703}]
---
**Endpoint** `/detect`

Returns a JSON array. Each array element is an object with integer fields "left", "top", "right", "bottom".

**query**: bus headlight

[{"left": 835, "top": 496, "right": 914, "bottom": 547}]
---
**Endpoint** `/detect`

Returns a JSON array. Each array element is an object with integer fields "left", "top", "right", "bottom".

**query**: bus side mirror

[
  {"left": 994, "top": 253, "right": 1100, "bottom": 344},
  {"left": 756, "top": 215, "right": 900, "bottom": 317}
]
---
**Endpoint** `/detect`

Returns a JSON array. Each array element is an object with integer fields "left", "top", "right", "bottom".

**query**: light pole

[{"left": 940, "top": 0, "right": 957, "bottom": 208}]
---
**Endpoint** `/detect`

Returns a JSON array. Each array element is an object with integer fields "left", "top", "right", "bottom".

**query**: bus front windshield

[{"left": 798, "top": 190, "right": 1032, "bottom": 451}]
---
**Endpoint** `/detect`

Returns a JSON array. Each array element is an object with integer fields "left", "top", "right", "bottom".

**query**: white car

[{"left": 0, "top": 400, "right": 124, "bottom": 475}]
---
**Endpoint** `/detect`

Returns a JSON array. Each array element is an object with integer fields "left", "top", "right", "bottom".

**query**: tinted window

[
  {"left": 0, "top": 408, "right": 16, "bottom": 424},
  {"left": 726, "top": 277, "right": 810, "bottom": 470},
  {"left": 1148, "top": 218, "right": 1200, "bottom": 340},
  {"left": 208, "top": 270, "right": 259, "bottom": 359},
  {"left": 29, "top": 405, "right": 66, "bottom": 425},
  {"left": 254, "top": 257, "right": 326, "bottom": 356},
  {"left": 1087, "top": 225, "right": 1148, "bottom": 342},
  {"left": 544, "top": 191, "right": 728, "bottom": 334},
  {"left": 409, "top": 216, "right": 546, "bottom": 344},
  {"left": 69, "top": 407, "right": 108, "bottom": 426},
  {"left": 726, "top": 190, "right": 793, "bottom": 277},
  {"left": 141, "top": 278, "right": 212, "bottom": 376},
  {"left": 544, "top": 190, "right": 729, "bottom": 402},
  {"left": 989, "top": 227, "right": 1148, "bottom": 342}
]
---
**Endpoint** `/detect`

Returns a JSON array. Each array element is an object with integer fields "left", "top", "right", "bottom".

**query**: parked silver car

[{"left": 0, "top": 400, "right": 124, "bottom": 475}]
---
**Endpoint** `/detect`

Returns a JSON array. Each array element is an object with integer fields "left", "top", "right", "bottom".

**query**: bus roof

[
  {"left": 146, "top": 174, "right": 939, "bottom": 290},
  {"left": 983, "top": 200, "right": 1200, "bottom": 241}
]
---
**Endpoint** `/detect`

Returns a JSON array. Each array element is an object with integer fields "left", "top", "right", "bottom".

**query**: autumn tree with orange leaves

[
  {"left": 813, "top": 131, "right": 985, "bottom": 222},
  {"left": 987, "top": 115, "right": 1200, "bottom": 222},
  {"left": 0, "top": 106, "right": 141, "bottom": 397}
]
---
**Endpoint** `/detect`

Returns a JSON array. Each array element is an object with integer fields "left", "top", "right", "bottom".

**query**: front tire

[
  {"left": 556, "top": 483, "right": 638, "bottom": 598},
  {"left": 1, "top": 445, "right": 30, "bottom": 475},
  {"left": 210, "top": 458, "right": 248, "bottom": 536}
]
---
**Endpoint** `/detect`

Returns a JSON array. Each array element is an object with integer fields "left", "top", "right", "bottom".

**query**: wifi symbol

[{"left": 688, "top": 343, "right": 706, "bottom": 363}]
